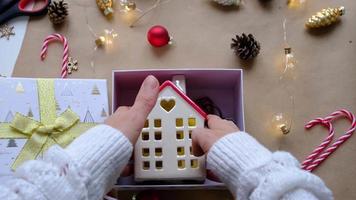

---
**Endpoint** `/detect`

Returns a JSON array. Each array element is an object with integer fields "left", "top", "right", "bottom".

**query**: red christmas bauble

[{"left": 147, "top": 25, "right": 171, "bottom": 47}]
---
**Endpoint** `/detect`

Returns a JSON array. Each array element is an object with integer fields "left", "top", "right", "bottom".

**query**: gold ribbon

[{"left": 0, "top": 79, "right": 96, "bottom": 169}]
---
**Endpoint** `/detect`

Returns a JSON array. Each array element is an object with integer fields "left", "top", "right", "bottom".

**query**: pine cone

[
  {"left": 48, "top": 0, "right": 68, "bottom": 24},
  {"left": 231, "top": 33, "right": 261, "bottom": 60},
  {"left": 306, "top": 6, "right": 345, "bottom": 29}
]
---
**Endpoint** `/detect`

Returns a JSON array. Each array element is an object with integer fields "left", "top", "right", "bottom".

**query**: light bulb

[
  {"left": 95, "top": 29, "right": 118, "bottom": 47},
  {"left": 280, "top": 47, "right": 297, "bottom": 81},
  {"left": 271, "top": 113, "right": 290, "bottom": 135},
  {"left": 285, "top": 48, "right": 296, "bottom": 69},
  {"left": 120, "top": 0, "right": 137, "bottom": 12}
]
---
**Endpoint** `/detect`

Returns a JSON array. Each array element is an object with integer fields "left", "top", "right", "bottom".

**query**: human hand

[
  {"left": 105, "top": 75, "right": 159, "bottom": 145},
  {"left": 192, "top": 115, "right": 239, "bottom": 156}
]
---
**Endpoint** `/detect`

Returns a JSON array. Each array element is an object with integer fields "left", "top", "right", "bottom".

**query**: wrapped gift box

[
  {"left": 0, "top": 78, "right": 109, "bottom": 179},
  {"left": 112, "top": 69, "right": 244, "bottom": 190}
]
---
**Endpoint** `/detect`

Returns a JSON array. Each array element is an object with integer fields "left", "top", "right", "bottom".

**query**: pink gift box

[{"left": 112, "top": 69, "right": 244, "bottom": 190}]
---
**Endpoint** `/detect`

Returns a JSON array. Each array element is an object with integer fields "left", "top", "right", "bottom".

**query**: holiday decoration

[
  {"left": 85, "top": 27, "right": 118, "bottom": 69},
  {"left": 40, "top": 33, "right": 70, "bottom": 78},
  {"left": 306, "top": 6, "right": 345, "bottom": 29},
  {"left": 213, "top": 0, "right": 240, "bottom": 6},
  {"left": 278, "top": 46, "right": 298, "bottom": 83},
  {"left": 48, "top": 0, "right": 68, "bottom": 24},
  {"left": 271, "top": 113, "right": 290, "bottom": 135},
  {"left": 282, "top": 48, "right": 297, "bottom": 77},
  {"left": 0, "top": 78, "right": 109, "bottom": 173},
  {"left": 271, "top": 19, "right": 297, "bottom": 135},
  {"left": 0, "top": 24, "right": 15, "bottom": 40},
  {"left": 67, "top": 57, "right": 78, "bottom": 74},
  {"left": 95, "top": 29, "right": 118, "bottom": 48},
  {"left": 96, "top": 0, "right": 114, "bottom": 18},
  {"left": 231, "top": 33, "right": 260, "bottom": 60},
  {"left": 120, "top": 0, "right": 137, "bottom": 11},
  {"left": 147, "top": 25, "right": 171, "bottom": 47},
  {"left": 288, "top": 0, "right": 306, "bottom": 9},
  {"left": 135, "top": 81, "right": 207, "bottom": 182},
  {"left": 129, "top": 0, "right": 168, "bottom": 27},
  {"left": 301, "top": 109, "right": 355, "bottom": 172}
]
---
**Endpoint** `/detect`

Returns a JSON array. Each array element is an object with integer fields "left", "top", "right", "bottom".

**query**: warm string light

[
  {"left": 271, "top": 19, "right": 296, "bottom": 135},
  {"left": 84, "top": 7, "right": 119, "bottom": 70},
  {"left": 86, "top": 15, "right": 118, "bottom": 49},
  {"left": 90, "top": 28, "right": 118, "bottom": 69},
  {"left": 281, "top": 47, "right": 297, "bottom": 80},
  {"left": 122, "top": 0, "right": 171, "bottom": 27},
  {"left": 120, "top": 0, "right": 138, "bottom": 12},
  {"left": 272, "top": 113, "right": 290, "bottom": 135},
  {"left": 95, "top": 29, "right": 119, "bottom": 48}
]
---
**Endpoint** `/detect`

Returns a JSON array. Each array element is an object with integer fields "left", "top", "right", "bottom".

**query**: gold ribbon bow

[{"left": 0, "top": 79, "right": 95, "bottom": 169}]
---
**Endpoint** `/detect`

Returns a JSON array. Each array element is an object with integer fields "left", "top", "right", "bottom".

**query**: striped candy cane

[
  {"left": 302, "top": 109, "right": 356, "bottom": 172},
  {"left": 40, "top": 33, "right": 69, "bottom": 78},
  {"left": 301, "top": 119, "right": 334, "bottom": 170}
]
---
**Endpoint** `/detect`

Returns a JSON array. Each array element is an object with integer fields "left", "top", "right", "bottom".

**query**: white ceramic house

[{"left": 134, "top": 81, "right": 207, "bottom": 182}]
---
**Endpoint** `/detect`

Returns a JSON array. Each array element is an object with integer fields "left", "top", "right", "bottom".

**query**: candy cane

[
  {"left": 40, "top": 33, "right": 69, "bottom": 78},
  {"left": 302, "top": 109, "right": 356, "bottom": 172},
  {"left": 301, "top": 119, "right": 334, "bottom": 169}
]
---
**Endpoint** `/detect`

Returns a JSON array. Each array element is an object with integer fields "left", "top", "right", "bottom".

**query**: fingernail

[{"left": 143, "top": 75, "right": 158, "bottom": 89}]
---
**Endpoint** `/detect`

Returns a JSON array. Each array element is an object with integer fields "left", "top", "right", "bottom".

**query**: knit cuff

[
  {"left": 65, "top": 125, "right": 133, "bottom": 198},
  {"left": 250, "top": 168, "right": 333, "bottom": 200},
  {"left": 207, "top": 132, "right": 272, "bottom": 194}
]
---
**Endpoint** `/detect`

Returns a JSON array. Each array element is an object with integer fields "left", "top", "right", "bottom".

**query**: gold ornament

[
  {"left": 96, "top": 0, "right": 114, "bottom": 17},
  {"left": 0, "top": 24, "right": 15, "bottom": 40},
  {"left": 67, "top": 57, "right": 78, "bottom": 74},
  {"left": 288, "top": 0, "right": 306, "bottom": 9},
  {"left": 306, "top": 6, "right": 345, "bottom": 29}
]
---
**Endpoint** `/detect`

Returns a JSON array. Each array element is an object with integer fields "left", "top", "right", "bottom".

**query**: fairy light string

[
  {"left": 128, "top": 0, "right": 171, "bottom": 27},
  {"left": 272, "top": 18, "right": 296, "bottom": 135}
]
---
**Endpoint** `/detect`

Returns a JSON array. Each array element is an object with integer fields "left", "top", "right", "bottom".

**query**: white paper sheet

[{"left": 0, "top": 16, "right": 30, "bottom": 77}]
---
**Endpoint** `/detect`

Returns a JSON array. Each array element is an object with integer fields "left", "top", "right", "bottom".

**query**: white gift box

[{"left": 0, "top": 78, "right": 109, "bottom": 180}]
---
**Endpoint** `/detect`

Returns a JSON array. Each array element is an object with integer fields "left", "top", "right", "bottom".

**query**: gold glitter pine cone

[
  {"left": 48, "top": 0, "right": 68, "bottom": 24},
  {"left": 306, "top": 6, "right": 345, "bottom": 29},
  {"left": 96, "top": 0, "right": 114, "bottom": 17}
]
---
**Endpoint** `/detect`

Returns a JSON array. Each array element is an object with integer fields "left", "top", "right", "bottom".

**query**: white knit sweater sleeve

[
  {"left": 207, "top": 132, "right": 333, "bottom": 200},
  {"left": 0, "top": 125, "right": 132, "bottom": 200}
]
